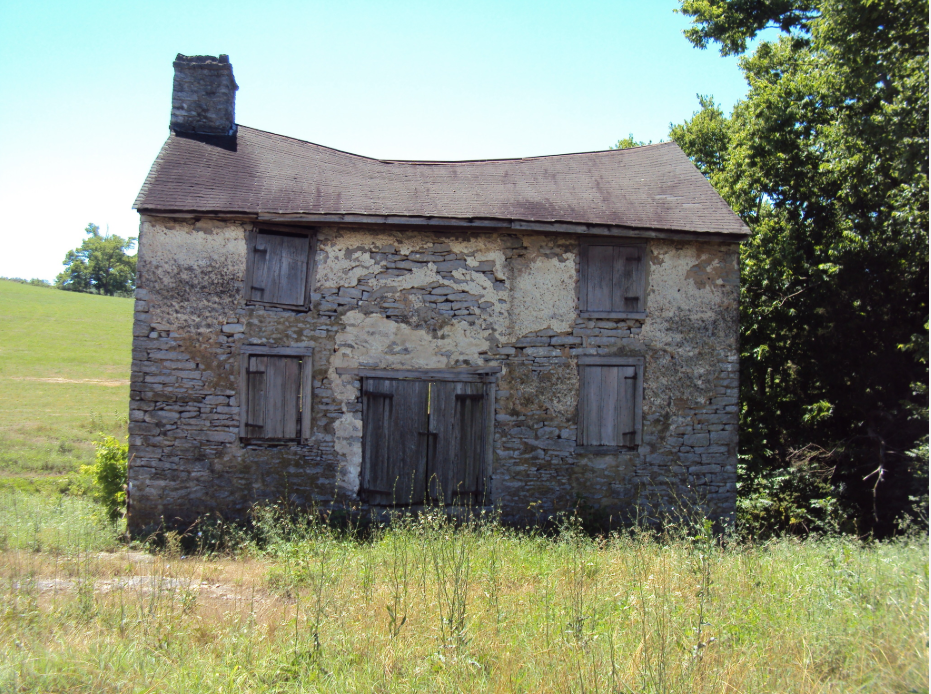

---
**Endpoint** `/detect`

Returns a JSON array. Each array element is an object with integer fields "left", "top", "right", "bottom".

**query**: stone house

[{"left": 127, "top": 54, "right": 749, "bottom": 533}]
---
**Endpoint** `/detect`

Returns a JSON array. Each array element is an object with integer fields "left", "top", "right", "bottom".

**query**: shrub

[{"left": 81, "top": 435, "right": 127, "bottom": 521}]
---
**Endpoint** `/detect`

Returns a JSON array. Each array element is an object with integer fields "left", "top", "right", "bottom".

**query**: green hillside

[{"left": 0, "top": 280, "right": 132, "bottom": 480}]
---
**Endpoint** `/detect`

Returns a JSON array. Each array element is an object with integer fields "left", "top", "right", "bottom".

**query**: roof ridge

[{"left": 237, "top": 124, "right": 675, "bottom": 165}]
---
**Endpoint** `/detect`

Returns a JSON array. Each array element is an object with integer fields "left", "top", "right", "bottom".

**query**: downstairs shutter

[{"left": 580, "top": 365, "right": 638, "bottom": 447}]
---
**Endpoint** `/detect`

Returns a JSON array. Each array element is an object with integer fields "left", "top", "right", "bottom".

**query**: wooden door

[
  {"left": 361, "top": 378, "right": 430, "bottom": 505},
  {"left": 361, "top": 377, "right": 487, "bottom": 506},
  {"left": 427, "top": 381, "right": 486, "bottom": 504}
]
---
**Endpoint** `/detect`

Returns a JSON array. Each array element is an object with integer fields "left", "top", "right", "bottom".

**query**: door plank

[
  {"left": 619, "top": 366, "right": 637, "bottom": 447},
  {"left": 245, "top": 355, "right": 267, "bottom": 438},
  {"left": 362, "top": 378, "right": 429, "bottom": 505},
  {"left": 277, "top": 234, "right": 310, "bottom": 306},
  {"left": 259, "top": 233, "right": 284, "bottom": 304},
  {"left": 599, "top": 365, "right": 620, "bottom": 446},
  {"left": 586, "top": 245, "right": 615, "bottom": 312}
]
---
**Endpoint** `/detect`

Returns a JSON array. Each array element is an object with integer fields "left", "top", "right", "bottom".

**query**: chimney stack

[{"left": 170, "top": 54, "right": 238, "bottom": 136}]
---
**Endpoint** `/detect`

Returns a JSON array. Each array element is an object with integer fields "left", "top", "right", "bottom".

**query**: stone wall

[{"left": 128, "top": 217, "right": 740, "bottom": 531}]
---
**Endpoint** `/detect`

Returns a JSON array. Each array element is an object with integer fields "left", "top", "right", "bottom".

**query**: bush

[{"left": 81, "top": 435, "right": 127, "bottom": 521}]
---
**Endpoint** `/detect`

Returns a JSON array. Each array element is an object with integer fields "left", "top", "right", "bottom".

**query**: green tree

[
  {"left": 612, "top": 134, "right": 654, "bottom": 149},
  {"left": 669, "top": 0, "right": 928, "bottom": 535},
  {"left": 56, "top": 223, "right": 137, "bottom": 296}
]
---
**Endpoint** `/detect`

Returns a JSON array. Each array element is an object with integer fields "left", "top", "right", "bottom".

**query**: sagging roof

[{"left": 134, "top": 125, "right": 749, "bottom": 238}]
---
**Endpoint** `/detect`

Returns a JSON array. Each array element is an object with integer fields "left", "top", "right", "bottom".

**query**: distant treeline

[{"left": 1, "top": 277, "right": 53, "bottom": 287}]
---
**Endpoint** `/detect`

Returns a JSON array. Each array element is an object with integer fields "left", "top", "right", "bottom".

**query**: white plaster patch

[
  {"left": 333, "top": 413, "right": 362, "bottom": 493},
  {"left": 645, "top": 241, "right": 732, "bottom": 320},
  {"left": 142, "top": 219, "right": 246, "bottom": 272},
  {"left": 332, "top": 311, "right": 488, "bottom": 371},
  {"left": 507, "top": 253, "right": 575, "bottom": 339}
]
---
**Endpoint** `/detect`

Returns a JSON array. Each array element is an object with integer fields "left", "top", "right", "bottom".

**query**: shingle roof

[{"left": 134, "top": 125, "right": 749, "bottom": 237}]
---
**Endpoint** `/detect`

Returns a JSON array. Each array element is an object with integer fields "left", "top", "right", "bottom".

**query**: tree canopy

[
  {"left": 668, "top": 0, "right": 928, "bottom": 535},
  {"left": 56, "top": 224, "right": 137, "bottom": 297}
]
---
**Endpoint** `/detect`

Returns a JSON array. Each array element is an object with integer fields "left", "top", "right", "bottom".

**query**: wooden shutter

[
  {"left": 361, "top": 378, "right": 429, "bottom": 505},
  {"left": 583, "top": 244, "right": 617, "bottom": 312},
  {"left": 263, "top": 357, "right": 302, "bottom": 439},
  {"left": 581, "top": 241, "right": 645, "bottom": 314},
  {"left": 580, "top": 365, "right": 638, "bottom": 447},
  {"left": 276, "top": 234, "right": 310, "bottom": 306},
  {"left": 249, "top": 236, "right": 271, "bottom": 302},
  {"left": 243, "top": 355, "right": 302, "bottom": 440},
  {"left": 250, "top": 232, "right": 310, "bottom": 306},
  {"left": 614, "top": 246, "right": 644, "bottom": 312},
  {"left": 428, "top": 381, "right": 485, "bottom": 504},
  {"left": 244, "top": 355, "right": 267, "bottom": 438}
]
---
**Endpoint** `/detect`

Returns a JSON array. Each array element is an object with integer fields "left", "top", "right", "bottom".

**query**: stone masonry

[
  {"left": 127, "top": 219, "right": 740, "bottom": 532},
  {"left": 169, "top": 54, "right": 237, "bottom": 136}
]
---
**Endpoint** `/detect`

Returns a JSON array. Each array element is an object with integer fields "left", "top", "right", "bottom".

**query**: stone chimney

[{"left": 170, "top": 54, "right": 238, "bottom": 136}]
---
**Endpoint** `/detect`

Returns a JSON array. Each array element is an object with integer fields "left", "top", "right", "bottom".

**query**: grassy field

[
  {"left": 0, "top": 494, "right": 927, "bottom": 693},
  {"left": 0, "top": 280, "right": 132, "bottom": 483},
  {"left": 0, "top": 278, "right": 927, "bottom": 692}
]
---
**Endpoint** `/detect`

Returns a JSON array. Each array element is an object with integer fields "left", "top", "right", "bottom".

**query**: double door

[{"left": 361, "top": 378, "right": 488, "bottom": 506}]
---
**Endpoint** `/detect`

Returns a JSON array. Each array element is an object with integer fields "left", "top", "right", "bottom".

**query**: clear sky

[{"left": 0, "top": 0, "right": 748, "bottom": 281}]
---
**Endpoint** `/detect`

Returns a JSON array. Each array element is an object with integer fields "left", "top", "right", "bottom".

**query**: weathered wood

[
  {"left": 579, "top": 311, "right": 647, "bottom": 320},
  {"left": 244, "top": 355, "right": 267, "bottom": 438},
  {"left": 620, "top": 368, "right": 637, "bottom": 446},
  {"left": 578, "top": 356, "right": 645, "bottom": 367},
  {"left": 244, "top": 230, "right": 315, "bottom": 310},
  {"left": 599, "top": 366, "right": 619, "bottom": 446},
  {"left": 457, "top": 381, "right": 485, "bottom": 499},
  {"left": 336, "top": 366, "right": 501, "bottom": 382},
  {"left": 361, "top": 378, "right": 429, "bottom": 505},
  {"left": 276, "top": 234, "right": 310, "bottom": 306},
  {"left": 580, "top": 365, "right": 601, "bottom": 446},
  {"left": 587, "top": 245, "right": 615, "bottom": 312},
  {"left": 580, "top": 238, "right": 648, "bottom": 315},
  {"left": 428, "top": 381, "right": 485, "bottom": 504},
  {"left": 621, "top": 246, "right": 644, "bottom": 312},
  {"left": 250, "top": 212, "right": 748, "bottom": 242},
  {"left": 578, "top": 359, "right": 642, "bottom": 448},
  {"left": 249, "top": 239, "right": 268, "bottom": 302},
  {"left": 242, "top": 345, "right": 314, "bottom": 357},
  {"left": 300, "top": 355, "right": 313, "bottom": 441}
]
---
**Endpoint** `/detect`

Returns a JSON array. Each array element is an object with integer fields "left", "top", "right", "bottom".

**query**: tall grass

[{"left": 0, "top": 495, "right": 927, "bottom": 693}]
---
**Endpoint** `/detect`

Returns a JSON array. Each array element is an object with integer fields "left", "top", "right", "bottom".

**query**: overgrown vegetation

[
  {"left": 80, "top": 436, "right": 128, "bottom": 521},
  {"left": 666, "top": 0, "right": 929, "bottom": 536},
  {"left": 0, "top": 497, "right": 925, "bottom": 692}
]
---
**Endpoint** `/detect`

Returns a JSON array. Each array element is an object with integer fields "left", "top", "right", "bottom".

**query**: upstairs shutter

[
  {"left": 277, "top": 234, "right": 310, "bottom": 306},
  {"left": 614, "top": 246, "right": 644, "bottom": 312},
  {"left": 250, "top": 238, "right": 271, "bottom": 302},
  {"left": 584, "top": 244, "right": 617, "bottom": 312},
  {"left": 580, "top": 364, "right": 638, "bottom": 447},
  {"left": 250, "top": 232, "right": 311, "bottom": 306},
  {"left": 428, "top": 381, "right": 485, "bottom": 503},
  {"left": 581, "top": 241, "right": 646, "bottom": 314},
  {"left": 361, "top": 378, "right": 429, "bottom": 505}
]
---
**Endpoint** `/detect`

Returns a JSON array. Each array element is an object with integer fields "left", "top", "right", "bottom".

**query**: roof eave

[{"left": 134, "top": 208, "right": 750, "bottom": 242}]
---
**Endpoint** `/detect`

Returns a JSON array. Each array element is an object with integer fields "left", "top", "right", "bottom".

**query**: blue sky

[{"left": 0, "top": 0, "right": 748, "bottom": 281}]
